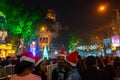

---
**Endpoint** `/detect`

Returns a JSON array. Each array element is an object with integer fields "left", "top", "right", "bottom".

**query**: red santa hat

[
  {"left": 34, "top": 56, "right": 44, "bottom": 66},
  {"left": 20, "top": 50, "right": 35, "bottom": 63},
  {"left": 64, "top": 50, "right": 78, "bottom": 67},
  {"left": 58, "top": 50, "right": 66, "bottom": 57}
]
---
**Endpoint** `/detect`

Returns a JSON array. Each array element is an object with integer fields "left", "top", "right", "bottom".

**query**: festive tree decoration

[
  {"left": 43, "top": 46, "right": 49, "bottom": 59},
  {"left": 0, "top": 0, "right": 43, "bottom": 44}
]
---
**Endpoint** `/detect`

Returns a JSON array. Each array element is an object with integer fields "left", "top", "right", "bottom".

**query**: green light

[
  {"left": 68, "top": 33, "right": 81, "bottom": 51},
  {"left": 0, "top": 0, "right": 43, "bottom": 44},
  {"left": 43, "top": 46, "right": 49, "bottom": 59},
  {"left": 0, "top": 11, "right": 6, "bottom": 18}
]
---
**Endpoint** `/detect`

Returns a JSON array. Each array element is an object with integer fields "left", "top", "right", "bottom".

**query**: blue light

[{"left": 30, "top": 41, "right": 36, "bottom": 56}]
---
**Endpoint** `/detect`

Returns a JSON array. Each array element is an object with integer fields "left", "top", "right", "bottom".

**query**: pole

[
  {"left": 113, "top": 9, "right": 120, "bottom": 22},
  {"left": 116, "top": 9, "right": 119, "bottom": 22}
]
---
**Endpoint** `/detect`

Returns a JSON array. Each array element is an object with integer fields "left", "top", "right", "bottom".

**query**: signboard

[
  {"left": 111, "top": 35, "right": 120, "bottom": 47},
  {"left": 0, "top": 31, "right": 7, "bottom": 43}
]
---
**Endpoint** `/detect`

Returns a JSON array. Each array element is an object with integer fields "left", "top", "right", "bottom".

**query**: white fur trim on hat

[
  {"left": 64, "top": 56, "right": 76, "bottom": 67},
  {"left": 35, "top": 58, "right": 44, "bottom": 66},
  {"left": 20, "top": 56, "right": 35, "bottom": 63},
  {"left": 58, "top": 54, "right": 66, "bottom": 57}
]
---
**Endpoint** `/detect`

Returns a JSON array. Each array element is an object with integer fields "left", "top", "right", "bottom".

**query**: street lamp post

[
  {"left": 112, "top": 9, "right": 120, "bottom": 35},
  {"left": 98, "top": 5, "right": 120, "bottom": 56}
]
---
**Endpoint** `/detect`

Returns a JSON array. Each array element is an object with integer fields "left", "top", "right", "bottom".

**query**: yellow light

[
  {"left": 100, "top": 6, "right": 105, "bottom": 10},
  {"left": 41, "top": 27, "right": 45, "bottom": 31},
  {"left": 111, "top": 47, "right": 116, "bottom": 51},
  {"left": 98, "top": 4, "right": 107, "bottom": 12}
]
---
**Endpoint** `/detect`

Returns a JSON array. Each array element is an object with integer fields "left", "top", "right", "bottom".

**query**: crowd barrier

[
  {"left": 0, "top": 64, "right": 57, "bottom": 80},
  {"left": 0, "top": 65, "right": 15, "bottom": 80}
]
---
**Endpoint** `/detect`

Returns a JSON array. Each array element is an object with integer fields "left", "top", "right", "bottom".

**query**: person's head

[
  {"left": 16, "top": 50, "right": 35, "bottom": 74},
  {"left": 57, "top": 50, "right": 66, "bottom": 67},
  {"left": 33, "top": 56, "right": 46, "bottom": 76},
  {"left": 34, "top": 60, "right": 47, "bottom": 75},
  {"left": 64, "top": 51, "right": 78, "bottom": 70},
  {"left": 57, "top": 56, "right": 65, "bottom": 67},
  {"left": 86, "top": 56, "right": 97, "bottom": 67},
  {"left": 6, "top": 56, "right": 11, "bottom": 61},
  {"left": 15, "top": 61, "right": 34, "bottom": 74}
]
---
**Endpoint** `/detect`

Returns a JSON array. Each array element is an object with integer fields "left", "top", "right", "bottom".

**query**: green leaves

[{"left": 0, "top": 0, "right": 43, "bottom": 44}]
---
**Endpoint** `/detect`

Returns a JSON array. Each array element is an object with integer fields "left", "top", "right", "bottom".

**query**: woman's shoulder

[
  {"left": 10, "top": 74, "right": 41, "bottom": 80},
  {"left": 29, "top": 73, "right": 42, "bottom": 80}
]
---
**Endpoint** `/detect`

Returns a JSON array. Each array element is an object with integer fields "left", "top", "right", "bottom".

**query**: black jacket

[{"left": 83, "top": 66, "right": 108, "bottom": 80}]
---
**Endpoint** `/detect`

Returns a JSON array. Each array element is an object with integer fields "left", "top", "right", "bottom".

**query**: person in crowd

[
  {"left": 64, "top": 50, "right": 82, "bottom": 80},
  {"left": 0, "top": 57, "right": 6, "bottom": 77},
  {"left": 33, "top": 56, "right": 48, "bottom": 80},
  {"left": 113, "top": 57, "right": 120, "bottom": 69},
  {"left": 103, "top": 58, "right": 116, "bottom": 80},
  {"left": 83, "top": 56, "right": 108, "bottom": 80},
  {"left": 10, "top": 50, "right": 41, "bottom": 80},
  {"left": 51, "top": 50, "right": 68, "bottom": 80},
  {"left": 96, "top": 57, "right": 104, "bottom": 70},
  {"left": 11, "top": 56, "right": 18, "bottom": 65},
  {"left": 76, "top": 55, "right": 86, "bottom": 78},
  {"left": 1, "top": 56, "right": 12, "bottom": 66}
]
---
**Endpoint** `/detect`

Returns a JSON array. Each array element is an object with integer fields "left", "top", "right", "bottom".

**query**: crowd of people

[{"left": 0, "top": 50, "right": 120, "bottom": 80}]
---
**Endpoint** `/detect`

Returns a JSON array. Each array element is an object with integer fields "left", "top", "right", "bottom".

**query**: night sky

[{"left": 23, "top": 0, "right": 120, "bottom": 31}]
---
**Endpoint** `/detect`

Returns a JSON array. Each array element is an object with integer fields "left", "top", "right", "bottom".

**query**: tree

[
  {"left": 0, "top": 0, "right": 43, "bottom": 45},
  {"left": 68, "top": 32, "right": 81, "bottom": 51}
]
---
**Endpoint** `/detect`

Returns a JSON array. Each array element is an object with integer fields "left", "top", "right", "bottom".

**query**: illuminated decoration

[
  {"left": 7, "top": 50, "right": 15, "bottom": 54},
  {"left": 77, "top": 44, "right": 99, "bottom": 57},
  {"left": 0, "top": 11, "right": 6, "bottom": 18},
  {"left": 40, "top": 26, "right": 46, "bottom": 32},
  {"left": 30, "top": 41, "right": 36, "bottom": 56},
  {"left": 0, "top": 0, "right": 43, "bottom": 44},
  {"left": 111, "top": 46, "right": 116, "bottom": 51},
  {"left": 54, "top": 50, "right": 59, "bottom": 55},
  {"left": 111, "top": 35, "right": 120, "bottom": 47},
  {"left": 77, "top": 44, "right": 99, "bottom": 52},
  {"left": 78, "top": 50, "right": 98, "bottom": 57},
  {"left": 103, "top": 38, "right": 111, "bottom": 46},
  {"left": 106, "top": 48, "right": 112, "bottom": 54},
  {"left": 68, "top": 33, "right": 81, "bottom": 51},
  {"left": 0, "top": 43, "right": 15, "bottom": 58},
  {"left": 0, "top": 50, "right": 6, "bottom": 57},
  {"left": 0, "top": 11, "right": 6, "bottom": 23},
  {"left": 38, "top": 26, "right": 52, "bottom": 51},
  {"left": 0, "top": 43, "right": 12, "bottom": 50},
  {"left": 116, "top": 50, "right": 120, "bottom": 57},
  {"left": 97, "top": 49, "right": 104, "bottom": 56},
  {"left": 43, "top": 46, "right": 49, "bottom": 59}
]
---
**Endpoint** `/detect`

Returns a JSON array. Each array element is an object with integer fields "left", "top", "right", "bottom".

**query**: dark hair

[
  {"left": 6, "top": 56, "right": 11, "bottom": 60},
  {"left": 33, "top": 61, "right": 47, "bottom": 80},
  {"left": 86, "top": 56, "right": 96, "bottom": 66},
  {"left": 33, "top": 61, "right": 43, "bottom": 76},
  {"left": 15, "top": 61, "right": 34, "bottom": 74}
]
